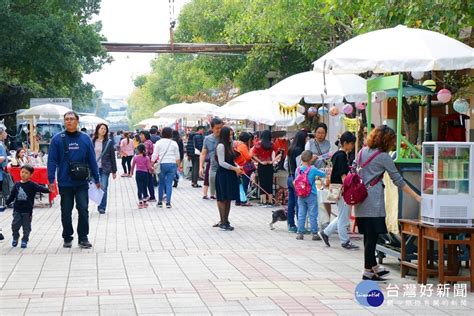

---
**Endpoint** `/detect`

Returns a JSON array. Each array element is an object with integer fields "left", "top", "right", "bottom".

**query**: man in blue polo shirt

[{"left": 47, "top": 111, "right": 100, "bottom": 249}]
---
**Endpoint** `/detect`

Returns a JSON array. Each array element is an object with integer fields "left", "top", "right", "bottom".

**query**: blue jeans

[
  {"left": 287, "top": 176, "right": 298, "bottom": 227},
  {"left": 98, "top": 168, "right": 109, "bottom": 211},
  {"left": 147, "top": 173, "right": 156, "bottom": 200},
  {"left": 297, "top": 193, "right": 319, "bottom": 234},
  {"left": 159, "top": 163, "right": 177, "bottom": 203},
  {"left": 323, "top": 197, "right": 350, "bottom": 244},
  {"left": 58, "top": 184, "right": 89, "bottom": 242},
  {"left": 135, "top": 171, "right": 149, "bottom": 201}
]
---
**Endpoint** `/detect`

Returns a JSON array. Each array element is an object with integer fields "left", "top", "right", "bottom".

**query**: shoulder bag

[
  {"left": 61, "top": 133, "right": 90, "bottom": 181},
  {"left": 154, "top": 140, "right": 172, "bottom": 175}
]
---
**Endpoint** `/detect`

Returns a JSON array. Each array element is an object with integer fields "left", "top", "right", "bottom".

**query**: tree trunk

[{"left": 402, "top": 97, "right": 419, "bottom": 145}]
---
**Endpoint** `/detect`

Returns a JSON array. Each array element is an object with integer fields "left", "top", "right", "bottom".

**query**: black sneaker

[
  {"left": 12, "top": 239, "right": 18, "bottom": 247},
  {"left": 166, "top": 203, "right": 171, "bottom": 209},
  {"left": 98, "top": 209, "right": 106, "bottom": 214},
  {"left": 63, "top": 241, "right": 73, "bottom": 248},
  {"left": 318, "top": 231, "right": 330, "bottom": 247},
  {"left": 341, "top": 241, "right": 359, "bottom": 250},
  {"left": 312, "top": 234, "right": 322, "bottom": 241},
  {"left": 0, "top": 233, "right": 4, "bottom": 241},
  {"left": 78, "top": 240, "right": 92, "bottom": 249},
  {"left": 157, "top": 202, "right": 163, "bottom": 207},
  {"left": 220, "top": 223, "right": 234, "bottom": 231}
]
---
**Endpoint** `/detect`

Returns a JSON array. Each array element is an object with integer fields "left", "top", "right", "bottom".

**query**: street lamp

[{"left": 266, "top": 71, "right": 279, "bottom": 87}]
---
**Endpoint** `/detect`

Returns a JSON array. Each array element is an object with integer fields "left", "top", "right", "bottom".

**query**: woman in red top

[
  {"left": 251, "top": 130, "right": 281, "bottom": 206},
  {"left": 234, "top": 132, "right": 254, "bottom": 206}
]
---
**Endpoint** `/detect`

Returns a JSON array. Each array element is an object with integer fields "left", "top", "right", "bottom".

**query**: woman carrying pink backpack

[{"left": 355, "top": 125, "right": 420, "bottom": 282}]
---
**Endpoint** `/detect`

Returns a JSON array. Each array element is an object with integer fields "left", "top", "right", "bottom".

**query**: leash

[{"left": 242, "top": 173, "right": 278, "bottom": 204}]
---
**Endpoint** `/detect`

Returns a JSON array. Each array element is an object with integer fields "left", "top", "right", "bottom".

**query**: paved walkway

[{"left": 1, "top": 175, "right": 473, "bottom": 315}]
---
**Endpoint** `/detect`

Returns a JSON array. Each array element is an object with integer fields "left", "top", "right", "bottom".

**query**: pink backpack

[
  {"left": 342, "top": 149, "right": 383, "bottom": 206},
  {"left": 294, "top": 166, "right": 312, "bottom": 198}
]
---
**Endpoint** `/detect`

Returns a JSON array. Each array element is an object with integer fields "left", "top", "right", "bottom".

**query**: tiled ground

[{"left": 0, "top": 174, "right": 473, "bottom": 315}]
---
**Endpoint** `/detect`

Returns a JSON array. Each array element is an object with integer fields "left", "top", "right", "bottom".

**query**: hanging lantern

[
  {"left": 329, "top": 106, "right": 339, "bottom": 116},
  {"left": 317, "top": 106, "right": 329, "bottom": 115},
  {"left": 422, "top": 79, "right": 436, "bottom": 92},
  {"left": 296, "top": 104, "right": 305, "bottom": 114},
  {"left": 355, "top": 102, "right": 366, "bottom": 110},
  {"left": 342, "top": 104, "right": 353, "bottom": 115},
  {"left": 308, "top": 106, "right": 318, "bottom": 117},
  {"left": 411, "top": 71, "right": 424, "bottom": 80},
  {"left": 453, "top": 98, "right": 469, "bottom": 114},
  {"left": 437, "top": 89, "right": 452, "bottom": 104}
]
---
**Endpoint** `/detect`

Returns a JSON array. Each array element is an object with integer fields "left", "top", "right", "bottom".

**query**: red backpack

[
  {"left": 342, "top": 149, "right": 383, "bottom": 206},
  {"left": 294, "top": 166, "right": 312, "bottom": 198}
]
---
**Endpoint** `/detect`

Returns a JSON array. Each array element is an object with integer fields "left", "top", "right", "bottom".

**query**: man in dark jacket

[
  {"left": 187, "top": 126, "right": 204, "bottom": 188},
  {"left": 150, "top": 126, "right": 161, "bottom": 144},
  {"left": 47, "top": 111, "right": 100, "bottom": 249}
]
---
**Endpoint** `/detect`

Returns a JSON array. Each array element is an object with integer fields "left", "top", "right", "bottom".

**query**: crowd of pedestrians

[{"left": 0, "top": 111, "right": 423, "bottom": 282}]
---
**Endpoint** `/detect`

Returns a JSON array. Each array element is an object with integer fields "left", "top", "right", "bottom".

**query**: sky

[{"left": 83, "top": 0, "right": 190, "bottom": 99}]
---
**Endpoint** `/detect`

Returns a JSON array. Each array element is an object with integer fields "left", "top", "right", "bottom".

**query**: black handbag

[{"left": 61, "top": 133, "right": 90, "bottom": 181}]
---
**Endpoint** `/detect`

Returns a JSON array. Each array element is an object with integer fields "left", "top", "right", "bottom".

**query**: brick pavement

[{"left": 1, "top": 175, "right": 473, "bottom": 315}]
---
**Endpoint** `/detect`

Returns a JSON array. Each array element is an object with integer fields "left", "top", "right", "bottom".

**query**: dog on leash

[{"left": 269, "top": 209, "right": 288, "bottom": 230}]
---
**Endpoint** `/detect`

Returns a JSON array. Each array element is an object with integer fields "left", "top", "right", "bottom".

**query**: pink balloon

[
  {"left": 437, "top": 89, "right": 452, "bottom": 104},
  {"left": 329, "top": 106, "right": 339, "bottom": 116},
  {"left": 343, "top": 104, "right": 353, "bottom": 115},
  {"left": 355, "top": 102, "right": 366, "bottom": 110},
  {"left": 308, "top": 106, "right": 318, "bottom": 117}
]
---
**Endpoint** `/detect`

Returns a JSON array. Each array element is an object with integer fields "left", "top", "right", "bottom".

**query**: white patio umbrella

[
  {"left": 136, "top": 118, "right": 176, "bottom": 129},
  {"left": 216, "top": 90, "right": 305, "bottom": 126},
  {"left": 268, "top": 71, "right": 369, "bottom": 105},
  {"left": 80, "top": 115, "right": 109, "bottom": 127},
  {"left": 313, "top": 25, "right": 474, "bottom": 74},
  {"left": 154, "top": 101, "right": 219, "bottom": 119},
  {"left": 17, "top": 103, "right": 71, "bottom": 120}
]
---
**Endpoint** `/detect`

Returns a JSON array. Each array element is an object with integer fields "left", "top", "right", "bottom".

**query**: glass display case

[{"left": 421, "top": 142, "right": 474, "bottom": 226}]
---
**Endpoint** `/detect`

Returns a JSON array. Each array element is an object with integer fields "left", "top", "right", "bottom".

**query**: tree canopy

[{"left": 0, "top": 0, "right": 110, "bottom": 128}]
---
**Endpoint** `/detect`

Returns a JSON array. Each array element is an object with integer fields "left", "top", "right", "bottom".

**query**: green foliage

[{"left": 0, "top": 0, "right": 111, "bottom": 121}]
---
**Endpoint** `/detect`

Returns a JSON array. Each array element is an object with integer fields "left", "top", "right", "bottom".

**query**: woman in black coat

[{"left": 92, "top": 124, "right": 117, "bottom": 214}]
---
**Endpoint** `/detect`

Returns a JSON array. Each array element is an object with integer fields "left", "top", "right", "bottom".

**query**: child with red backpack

[{"left": 294, "top": 150, "right": 326, "bottom": 240}]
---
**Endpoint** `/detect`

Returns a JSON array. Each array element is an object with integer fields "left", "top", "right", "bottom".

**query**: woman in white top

[
  {"left": 151, "top": 127, "right": 180, "bottom": 208},
  {"left": 10, "top": 148, "right": 29, "bottom": 167}
]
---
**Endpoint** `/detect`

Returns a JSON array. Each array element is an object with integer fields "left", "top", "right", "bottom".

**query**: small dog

[{"left": 269, "top": 209, "right": 288, "bottom": 230}]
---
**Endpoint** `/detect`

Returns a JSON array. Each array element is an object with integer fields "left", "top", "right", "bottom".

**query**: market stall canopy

[
  {"left": 80, "top": 115, "right": 109, "bottom": 127},
  {"left": 136, "top": 118, "right": 176, "bottom": 129},
  {"left": 153, "top": 101, "right": 219, "bottom": 119},
  {"left": 313, "top": 25, "right": 474, "bottom": 74},
  {"left": 17, "top": 103, "right": 71, "bottom": 120},
  {"left": 215, "top": 90, "right": 305, "bottom": 127},
  {"left": 268, "top": 71, "right": 369, "bottom": 104}
]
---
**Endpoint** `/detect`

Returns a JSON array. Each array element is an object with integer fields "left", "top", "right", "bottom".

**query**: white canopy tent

[
  {"left": 136, "top": 118, "right": 176, "bottom": 129},
  {"left": 313, "top": 25, "right": 474, "bottom": 74},
  {"left": 268, "top": 71, "right": 370, "bottom": 105},
  {"left": 154, "top": 101, "right": 219, "bottom": 120},
  {"left": 216, "top": 90, "right": 305, "bottom": 127}
]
